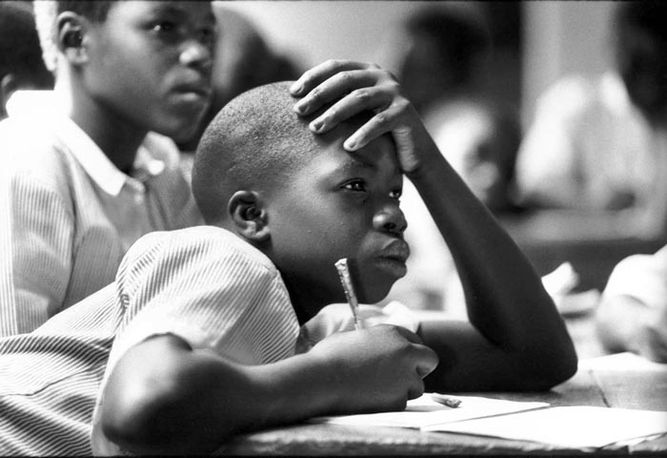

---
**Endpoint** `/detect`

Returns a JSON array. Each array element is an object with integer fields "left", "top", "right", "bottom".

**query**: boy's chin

[
  {"left": 155, "top": 110, "right": 208, "bottom": 142},
  {"left": 355, "top": 283, "right": 393, "bottom": 305}
]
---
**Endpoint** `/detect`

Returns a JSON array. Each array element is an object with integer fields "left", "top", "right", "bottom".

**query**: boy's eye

[
  {"left": 198, "top": 26, "right": 216, "bottom": 45},
  {"left": 152, "top": 21, "right": 176, "bottom": 33},
  {"left": 342, "top": 180, "right": 367, "bottom": 192}
]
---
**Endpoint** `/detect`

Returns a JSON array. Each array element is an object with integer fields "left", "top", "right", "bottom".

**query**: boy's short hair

[
  {"left": 0, "top": 2, "right": 51, "bottom": 81},
  {"left": 192, "top": 81, "right": 317, "bottom": 224},
  {"left": 33, "top": 0, "right": 114, "bottom": 72}
]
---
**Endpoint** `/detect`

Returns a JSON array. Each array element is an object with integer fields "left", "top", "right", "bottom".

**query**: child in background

[
  {"left": 596, "top": 245, "right": 667, "bottom": 362},
  {"left": 0, "top": 0, "right": 212, "bottom": 336},
  {"left": 0, "top": 77, "right": 577, "bottom": 455},
  {"left": 0, "top": 1, "right": 53, "bottom": 119}
]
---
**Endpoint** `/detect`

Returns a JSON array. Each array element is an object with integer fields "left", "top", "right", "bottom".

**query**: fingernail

[
  {"left": 290, "top": 81, "right": 303, "bottom": 95},
  {"left": 310, "top": 119, "right": 324, "bottom": 132},
  {"left": 344, "top": 138, "right": 357, "bottom": 150},
  {"left": 294, "top": 100, "right": 308, "bottom": 114}
]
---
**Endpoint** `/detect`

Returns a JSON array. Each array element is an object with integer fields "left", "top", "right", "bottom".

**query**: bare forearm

[
  {"left": 101, "top": 336, "right": 334, "bottom": 455},
  {"left": 409, "top": 153, "right": 576, "bottom": 386}
]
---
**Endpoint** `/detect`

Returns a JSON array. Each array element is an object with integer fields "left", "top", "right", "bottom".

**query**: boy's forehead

[
  {"left": 109, "top": 1, "right": 214, "bottom": 20},
  {"left": 317, "top": 126, "right": 397, "bottom": 172}
]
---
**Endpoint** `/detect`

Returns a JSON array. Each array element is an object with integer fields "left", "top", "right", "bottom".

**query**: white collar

[{"left": 7, "top": 90, "right": 166, "bottom": 196}]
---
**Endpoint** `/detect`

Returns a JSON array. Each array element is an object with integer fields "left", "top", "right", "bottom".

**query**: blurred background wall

[{"left": 217, "top": 0, "right": 615, "bottom": 127}]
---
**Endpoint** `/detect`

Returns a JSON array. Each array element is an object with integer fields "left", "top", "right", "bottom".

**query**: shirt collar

[{"left": 7, "top": 90, "right": 166, "bottom": 196}]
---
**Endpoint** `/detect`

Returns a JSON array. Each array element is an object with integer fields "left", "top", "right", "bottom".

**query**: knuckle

[
  {"left": 386, "top": 80, "right": 402, "bottom": 93},
  {"left": 309, "top": 86, "right": 321, "bottom": 100},
  {"left": 354, "top": 88, "right": 372, "bottom": 103},
  {"left": 340, "top": 70, "right": 352, "bottom": 81},
  {"left": 394, "top": 97, "right": 410, "bottom": 110},
  {"left": 326, "top": 58, "right": 344, "bottom": 69},
  {"left": 374, "top": 112, "right": 389, "bottom": 126}
]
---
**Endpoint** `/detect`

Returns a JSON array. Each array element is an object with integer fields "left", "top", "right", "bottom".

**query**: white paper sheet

[
  {"left": 579, "top": 352, "right": 667, "bottom": 372},
  {"left": 310, "top": 394, "right": 549, "bottom": 429},
  {"left": 425, "top": 406, "right": 667, "bottom": 450}
]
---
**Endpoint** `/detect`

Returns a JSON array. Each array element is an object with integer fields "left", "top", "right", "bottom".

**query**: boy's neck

[
  {"left": 56, "top": 79, "right": 148, "bottom": 173},
  {"left": 282, "top": 276, "right": 328, "bottom": 325}
]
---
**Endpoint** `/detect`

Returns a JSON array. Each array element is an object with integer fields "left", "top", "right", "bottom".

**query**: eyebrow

[
  {"left": 152, "top": 4, "right": 216, "bottom": 24},
  {"left": 345, "top": 151, "right": 378, "bottom": 171}
]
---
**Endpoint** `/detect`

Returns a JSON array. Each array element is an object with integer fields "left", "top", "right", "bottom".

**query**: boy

[
  {"left": 0, "top": 0, "right": 408, "bottom": 336},
  {"left": 0, "top": 0, "right": 213, "bottom": 336},
  {"left": 0, "top": 80, "right": 577, "bottom": 455},
  {"left": 0, "top": 1, "right": 53, "bottom": 119}
]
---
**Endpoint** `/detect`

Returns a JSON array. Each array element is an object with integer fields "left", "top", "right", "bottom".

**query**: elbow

[
  {"left": 100, "top": 378, "right": 182, "bottom": 454},
  {"left": 517, "top": 338, "right": 579, "bottom": 391},
  {"left": 100, "top": 372, "right": 233, "bottom": 455},
  {"left": 533, "top": 350, "right": 578, "bottom": 390}
]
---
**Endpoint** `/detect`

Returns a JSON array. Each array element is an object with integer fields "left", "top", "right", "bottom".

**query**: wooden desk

[
  {"left": 219, "top": 314, "right": 666, "bottom": 455},
  {"left": 219, "top": 366, "right": 666, "bottom": 456},
  {"left": 501, "top": 210, "right": 667, "bottom": 291}
]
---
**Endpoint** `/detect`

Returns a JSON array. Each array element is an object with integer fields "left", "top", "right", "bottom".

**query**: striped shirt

[
  {"left": 0, "top": 226, "right": 301, "bottom": 456},
  {"left": 0, "top": 226, "right": 420, "bottom": 455},
  {"left": 0, "top": 91, "right": 203, "bottom": 336}
]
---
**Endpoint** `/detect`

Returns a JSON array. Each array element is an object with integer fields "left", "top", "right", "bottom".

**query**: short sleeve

[
  {"left": 0, "top": 121, "right": 75, "bottom": 335},
  {"left": 106, "top": 227, "right": 299, "bottom": 373}
]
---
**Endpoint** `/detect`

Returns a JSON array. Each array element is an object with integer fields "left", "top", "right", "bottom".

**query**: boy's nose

[
  {"left": 179, "top": 40, "right": 213, "bottom": 71},
  {"left": 373, "top": 205, "right": 407, "bottom": 236}
]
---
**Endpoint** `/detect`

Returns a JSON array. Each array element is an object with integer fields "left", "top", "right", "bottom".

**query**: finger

[
  {"left": 407, "top": 378, "right": 425, "bottom": 400},
  {"left": 307, "top": 86, "right": 394, "bottom": 135},
  {"left": 290, "top": 60, "right": 375, "bottom": 97},
  {"left": 294, "top": 70, "right": 383, "bottom": 117},
  {"left": 413, "top": 344, "right": 439, "bottom": 379},
  {"left": 343, "top": 99, "right": 410, "bottom": 151},
  {"left": 392, "top": 325, "right": 424, "bottom": 344}
]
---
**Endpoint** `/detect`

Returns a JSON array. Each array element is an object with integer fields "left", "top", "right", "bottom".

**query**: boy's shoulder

[
  {"left": 0, "top": 116, "right": 74, "bottom": 187},
  {"left": 124, "top": 226, "right": 279, "bottom": 278},
  {"left": 0, "top": 115, "right": 60, "bottom": 155}
]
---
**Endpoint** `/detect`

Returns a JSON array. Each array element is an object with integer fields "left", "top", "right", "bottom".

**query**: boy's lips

[
  {"left": 171, "top": 82, "right": 212, "bottom": 100},
  {"left": 374, "top": 240, "right": 410, "bottom": 277},
  {"left": 379, "top": 240, "right": 410, "bottom": 263}
]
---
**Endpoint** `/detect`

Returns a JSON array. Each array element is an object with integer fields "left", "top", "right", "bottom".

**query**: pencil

[
  {"left": 334, "top": 258, "right": 362, "bottom": 330},
  {"left": 430, "top": 393, "right": 462, "bottom": 408}
]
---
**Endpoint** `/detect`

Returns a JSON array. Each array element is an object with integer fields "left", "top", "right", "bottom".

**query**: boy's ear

[
  {"left": 228, "top": 191, "right": 270, "bottom": 243},
  {"left": 56, "top": 12, "right": 89, "bottom": 65}
]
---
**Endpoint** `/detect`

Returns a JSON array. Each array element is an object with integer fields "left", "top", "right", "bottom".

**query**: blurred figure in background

[
  {"left": 516, "top": 1, "right": 667, "bottom": 240},
  {"left": 424, "top": 99, "right": 524, "bottom": 216},
  {"left": 178, "top": 6, "right": 301, "bottom": 159},
  {"left": 383, "top": 5, "right": 525, "bottom": 315},
  {"left": 393, "top": 6, "right": 490, "bottom": 117},
  {"left": 0, "top": 1, "right": 53, "bottom": 119},
  {"left": 596, "top": 245, "right": 667, "bottom": 363}
]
